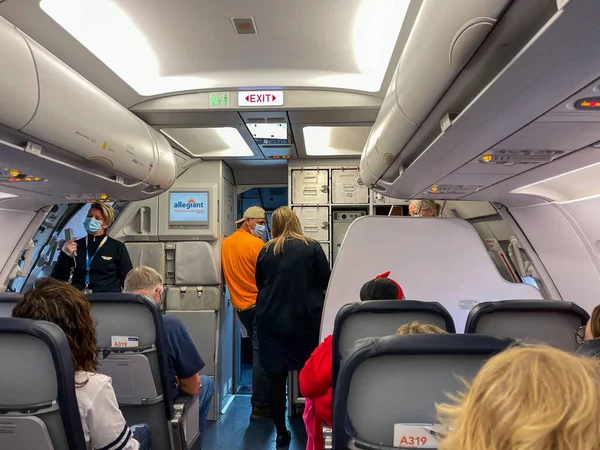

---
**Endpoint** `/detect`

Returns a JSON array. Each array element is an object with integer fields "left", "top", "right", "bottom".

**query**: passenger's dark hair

[
  {"left": 12, "top": 277, "right": 98, "bottom": 385},
  {"left": 359, "top": 278, "right": 400, "bottom": 301}
]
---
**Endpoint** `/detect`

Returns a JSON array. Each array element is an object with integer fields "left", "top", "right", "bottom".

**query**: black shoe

[
  {"left": 250, "top": 405, "right": 270, "bottom": 420},
  {"left": 276, "top": 430, "right": 291, "bottom": 447}
]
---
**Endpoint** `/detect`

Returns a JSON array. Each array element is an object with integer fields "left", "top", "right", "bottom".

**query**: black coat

[
  {"left": 51, "top": 235, "right": 133, "bottom": 293},
  {"left": 255, "top": 238, "right": 331, "bottom": 372}
]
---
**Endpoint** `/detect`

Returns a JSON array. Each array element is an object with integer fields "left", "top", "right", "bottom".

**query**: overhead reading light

[
  {"left": 40, "top": 0, "right": 409, "bottom": 95},
  {"left": 160, "top": 127, "right": 255, "bottom": 158},
  {"left": 479, "top": 150, "right": 565, "bottom": 166},
  {"left": 303, "top": 126, "right": 370, "bottom": 156}
]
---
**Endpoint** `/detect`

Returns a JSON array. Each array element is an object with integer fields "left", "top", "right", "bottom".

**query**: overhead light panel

[
  {"left": 511, "top": 161, "right": 600, "bottom": 203},
  {"left": 303, "top": 126, "right": 370, "bottom": 156},
  {"left": 40, "top": 0, "right": 409, "bottom": 94},
  {"left": 161, "top": 127, "right": 255, "bottom": 158}
]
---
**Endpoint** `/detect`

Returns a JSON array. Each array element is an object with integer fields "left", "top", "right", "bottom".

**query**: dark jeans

[
  {"left": 131, "top": 423, "right": 153, "bottom": 450},
  {"left": 266, "top": 371, "right": 288, "bottom": 436},
  {"left": 238, "top": 307, "right": 268, "bottom": 407}
]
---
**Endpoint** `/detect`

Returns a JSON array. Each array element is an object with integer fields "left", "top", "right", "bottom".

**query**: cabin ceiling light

[
  {"left": 40, "top": 0, "right": 409, "bottom": 94},
  {"left": 160, "top": 127, "right": 254, "bottom": 158},
  {"left": 303, "top": 126, "right": 370, "bottom": 156},
  {"left": 511, "top": 161, "right": 600, "bottom": 203}
]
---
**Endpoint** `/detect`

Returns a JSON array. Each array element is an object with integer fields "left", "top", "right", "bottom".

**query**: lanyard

[{"left": 85, "top": 235, "right": 108, "bottom": 289}]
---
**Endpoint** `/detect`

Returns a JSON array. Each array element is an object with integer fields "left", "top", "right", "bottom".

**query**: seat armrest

[{"left": 170, "top": 395, "right": 200, "bottom": 450}]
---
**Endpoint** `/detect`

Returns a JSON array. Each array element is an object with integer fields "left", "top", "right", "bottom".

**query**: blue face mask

[
  {"left": 83, "top": 217, "right": 103, "bottom": 235},
  {"left": 252, "top": 223, "right": 266, "bottom": 238}
]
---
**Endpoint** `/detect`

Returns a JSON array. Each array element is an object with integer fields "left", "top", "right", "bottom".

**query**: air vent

[
  {"left": 231, "top": 17, "right": 258, "bottom": 35},
  {"left": 478, "top": 149, "right": 565, "bottom": 166},
  {"left": 428, "top": 184, "right": 484, "bottom": 195}
]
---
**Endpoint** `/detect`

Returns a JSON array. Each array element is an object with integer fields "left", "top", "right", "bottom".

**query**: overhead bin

[
  {"left": 359, "top": 0, "right": 511, "bottom": 190},
  {"left": 0, "top": 16, "right": 176, "bottom": 195}
]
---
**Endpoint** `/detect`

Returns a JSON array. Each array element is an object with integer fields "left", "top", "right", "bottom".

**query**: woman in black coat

[{"left": 255, "top": 206, "right": 331, "bottom": 446}]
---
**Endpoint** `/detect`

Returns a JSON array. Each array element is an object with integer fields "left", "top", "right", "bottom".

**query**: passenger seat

[{"left": 0, "top": 318, "right": 87, "bottom": 449}]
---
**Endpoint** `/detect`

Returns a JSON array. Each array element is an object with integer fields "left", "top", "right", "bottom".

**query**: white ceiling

[
  {"left": 38, "top": 0, "right": 410, "bottom": 96},
  {"left": 0, "top": 0, "right": 423, "bottom": 169}
]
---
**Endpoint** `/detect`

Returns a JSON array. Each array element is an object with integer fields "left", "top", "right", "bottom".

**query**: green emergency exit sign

[{"left": 209, "top": 92, "right": 231, "bottom": 109}]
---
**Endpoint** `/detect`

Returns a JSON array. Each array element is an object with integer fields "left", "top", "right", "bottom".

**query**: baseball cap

[{"left": 235, "top": 206, "right": 266, "bottom": 224}]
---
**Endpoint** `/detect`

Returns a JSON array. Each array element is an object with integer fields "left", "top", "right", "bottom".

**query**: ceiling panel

[
  {"left": 160, "top": 127, "right": 260, "bottom": 158},
  {"left": 38, "top": 0, "right": 411, "bottom": 96}
]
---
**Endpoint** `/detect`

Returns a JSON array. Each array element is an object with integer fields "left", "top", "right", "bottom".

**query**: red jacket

[{"left": 299, "top": 334, "right": 333, "bottom": 428}]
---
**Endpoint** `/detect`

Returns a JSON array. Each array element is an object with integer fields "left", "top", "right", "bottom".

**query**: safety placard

[
  {"left": 291, "top": 170, "right": 328, "bottom": 204},
  {"left": 331, "top": 169, "right": 368, "bottom": 204},
  {"left": 293, "top": 206, "right": 329, "bottom": 241}
]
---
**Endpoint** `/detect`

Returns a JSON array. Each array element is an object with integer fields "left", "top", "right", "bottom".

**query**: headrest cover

[{"left": 360, "top": 271, "right": 405, "bottom": 301}]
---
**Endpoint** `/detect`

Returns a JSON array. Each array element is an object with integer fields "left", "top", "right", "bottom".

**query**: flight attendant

[{"left": 52, "top": 203, "right": 133, "bottom": 293}]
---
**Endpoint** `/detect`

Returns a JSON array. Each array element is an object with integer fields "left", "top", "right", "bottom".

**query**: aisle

[{"left": 203, "top": 395, "right": 307, "bottom": 450}]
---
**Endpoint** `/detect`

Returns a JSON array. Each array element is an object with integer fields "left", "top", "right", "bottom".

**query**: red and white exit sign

[{"left": 238, "top": 91, "right": 284, "bottom": 107}]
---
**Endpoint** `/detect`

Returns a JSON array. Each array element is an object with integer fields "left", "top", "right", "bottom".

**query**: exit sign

[{"left": 238, "top": 91, "right": 284, "bottom": 107}]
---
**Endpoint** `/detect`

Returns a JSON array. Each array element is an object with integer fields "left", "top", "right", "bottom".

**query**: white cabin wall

[
  {"left": 0, "top": 208, "right": 41, "bottom": 288},
  {"left": 510, "top": 202, "right": 600, "bottom": 313}
]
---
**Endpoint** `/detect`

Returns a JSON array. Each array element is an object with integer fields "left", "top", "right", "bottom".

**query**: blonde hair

[
  {"left": 409, "top": 200, "right": 441, "bottom": 217},
  {"left": 90, "top": 203, "right": 116, "bottom": 227},
  {"left": 397, "top": 321, "right": 447, "bottom": 335},
  {"left": 266, "top": 206, "right": 311, "bottom": 256},
  {"left": 437, "top": 346, "right": 600, "bottom": 450},
  {"left": 123, "top": 265, "right": 163, "bottom": 293}
]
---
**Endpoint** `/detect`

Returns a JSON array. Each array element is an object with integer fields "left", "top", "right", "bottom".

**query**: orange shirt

[{"left": 221, "top": 229, "right": 265, "bottom": 311}]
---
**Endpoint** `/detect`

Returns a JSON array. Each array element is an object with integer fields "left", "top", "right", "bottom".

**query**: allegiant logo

[{"left": 174, "top": 199, "right": 205, "bottom": 209}]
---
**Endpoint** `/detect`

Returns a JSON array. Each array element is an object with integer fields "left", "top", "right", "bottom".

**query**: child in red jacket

[{"left": 299, "top": 271, "right": 404, "bottom": 450}]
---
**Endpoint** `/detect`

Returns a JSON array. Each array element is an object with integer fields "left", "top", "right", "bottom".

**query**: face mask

[
  {"left": 83, "top": 217, "right": 103, "bottom": 235},
  {"left": 252, "top": 223, "right": 266, "bottom": 238}
]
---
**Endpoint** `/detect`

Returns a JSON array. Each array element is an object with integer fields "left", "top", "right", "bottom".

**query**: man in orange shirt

[{"left": 222, "top": 206, "right": 269, "bottom": 419}]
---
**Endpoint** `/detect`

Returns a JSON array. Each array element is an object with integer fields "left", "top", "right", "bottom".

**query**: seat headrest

[
  {"left": 466, "top": 300, "right": 590, "bottom": 331},
  {"left": 332, "top": 300, "right": 457, "bottom": 389},
  {"left": 333, "top": 333, "right": 514, "bottom": 448},
  {"left": 85, "top": 293, "right": 173, "bottom": 420},
  {"left": 0, "top": 318, "right": 86, "bottom": 449},
  {"left": 335, "top": 300, "right": 457, "bottom": 333},
  {"left": 347, "top": 333, "right": 514, "bottom": 358},
  {"left": 175, "top": 241, "right": 220, "bottom": 285},
  {"left": 0, "top": 293, "right": 21, "bottom": 318}
]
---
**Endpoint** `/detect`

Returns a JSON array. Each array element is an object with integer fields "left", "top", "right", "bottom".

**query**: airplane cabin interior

[{"left": 2, "top": 0, "right": 600, "bottom": 449}]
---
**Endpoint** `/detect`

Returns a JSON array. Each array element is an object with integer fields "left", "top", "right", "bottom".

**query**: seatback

[
  {"left": 333, "top": 334, "right": 513, "bottom": 448},
  {"left": 465, "top": 300, "right": 589, "bottom": 352},
  {"left": 0, "top": 292, "right": 21, "bottom": 317},
  {"left": 86, "top": 293, "right": 173, "bottom": 450},
  {"left": 332, "top": 300, "right": 456, "bottom": 388},
  {"left": 125, "top": 242, "right": 166, "bottom": 279},
  {"left": 0, "top": 318, "right": 87, "bottom": 450}
]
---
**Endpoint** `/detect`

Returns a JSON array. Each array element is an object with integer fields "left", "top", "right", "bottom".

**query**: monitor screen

[{"left": 169, "top": 191, "right": 209, "bottom": 224}]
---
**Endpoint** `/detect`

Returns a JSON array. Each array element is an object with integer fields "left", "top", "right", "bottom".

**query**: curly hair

[
  {"left": 437, "top": 345, "right": 600, "bottom": 450},
  {"left": 12, "top": 277, "right": 98, "bottom": 386}
]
